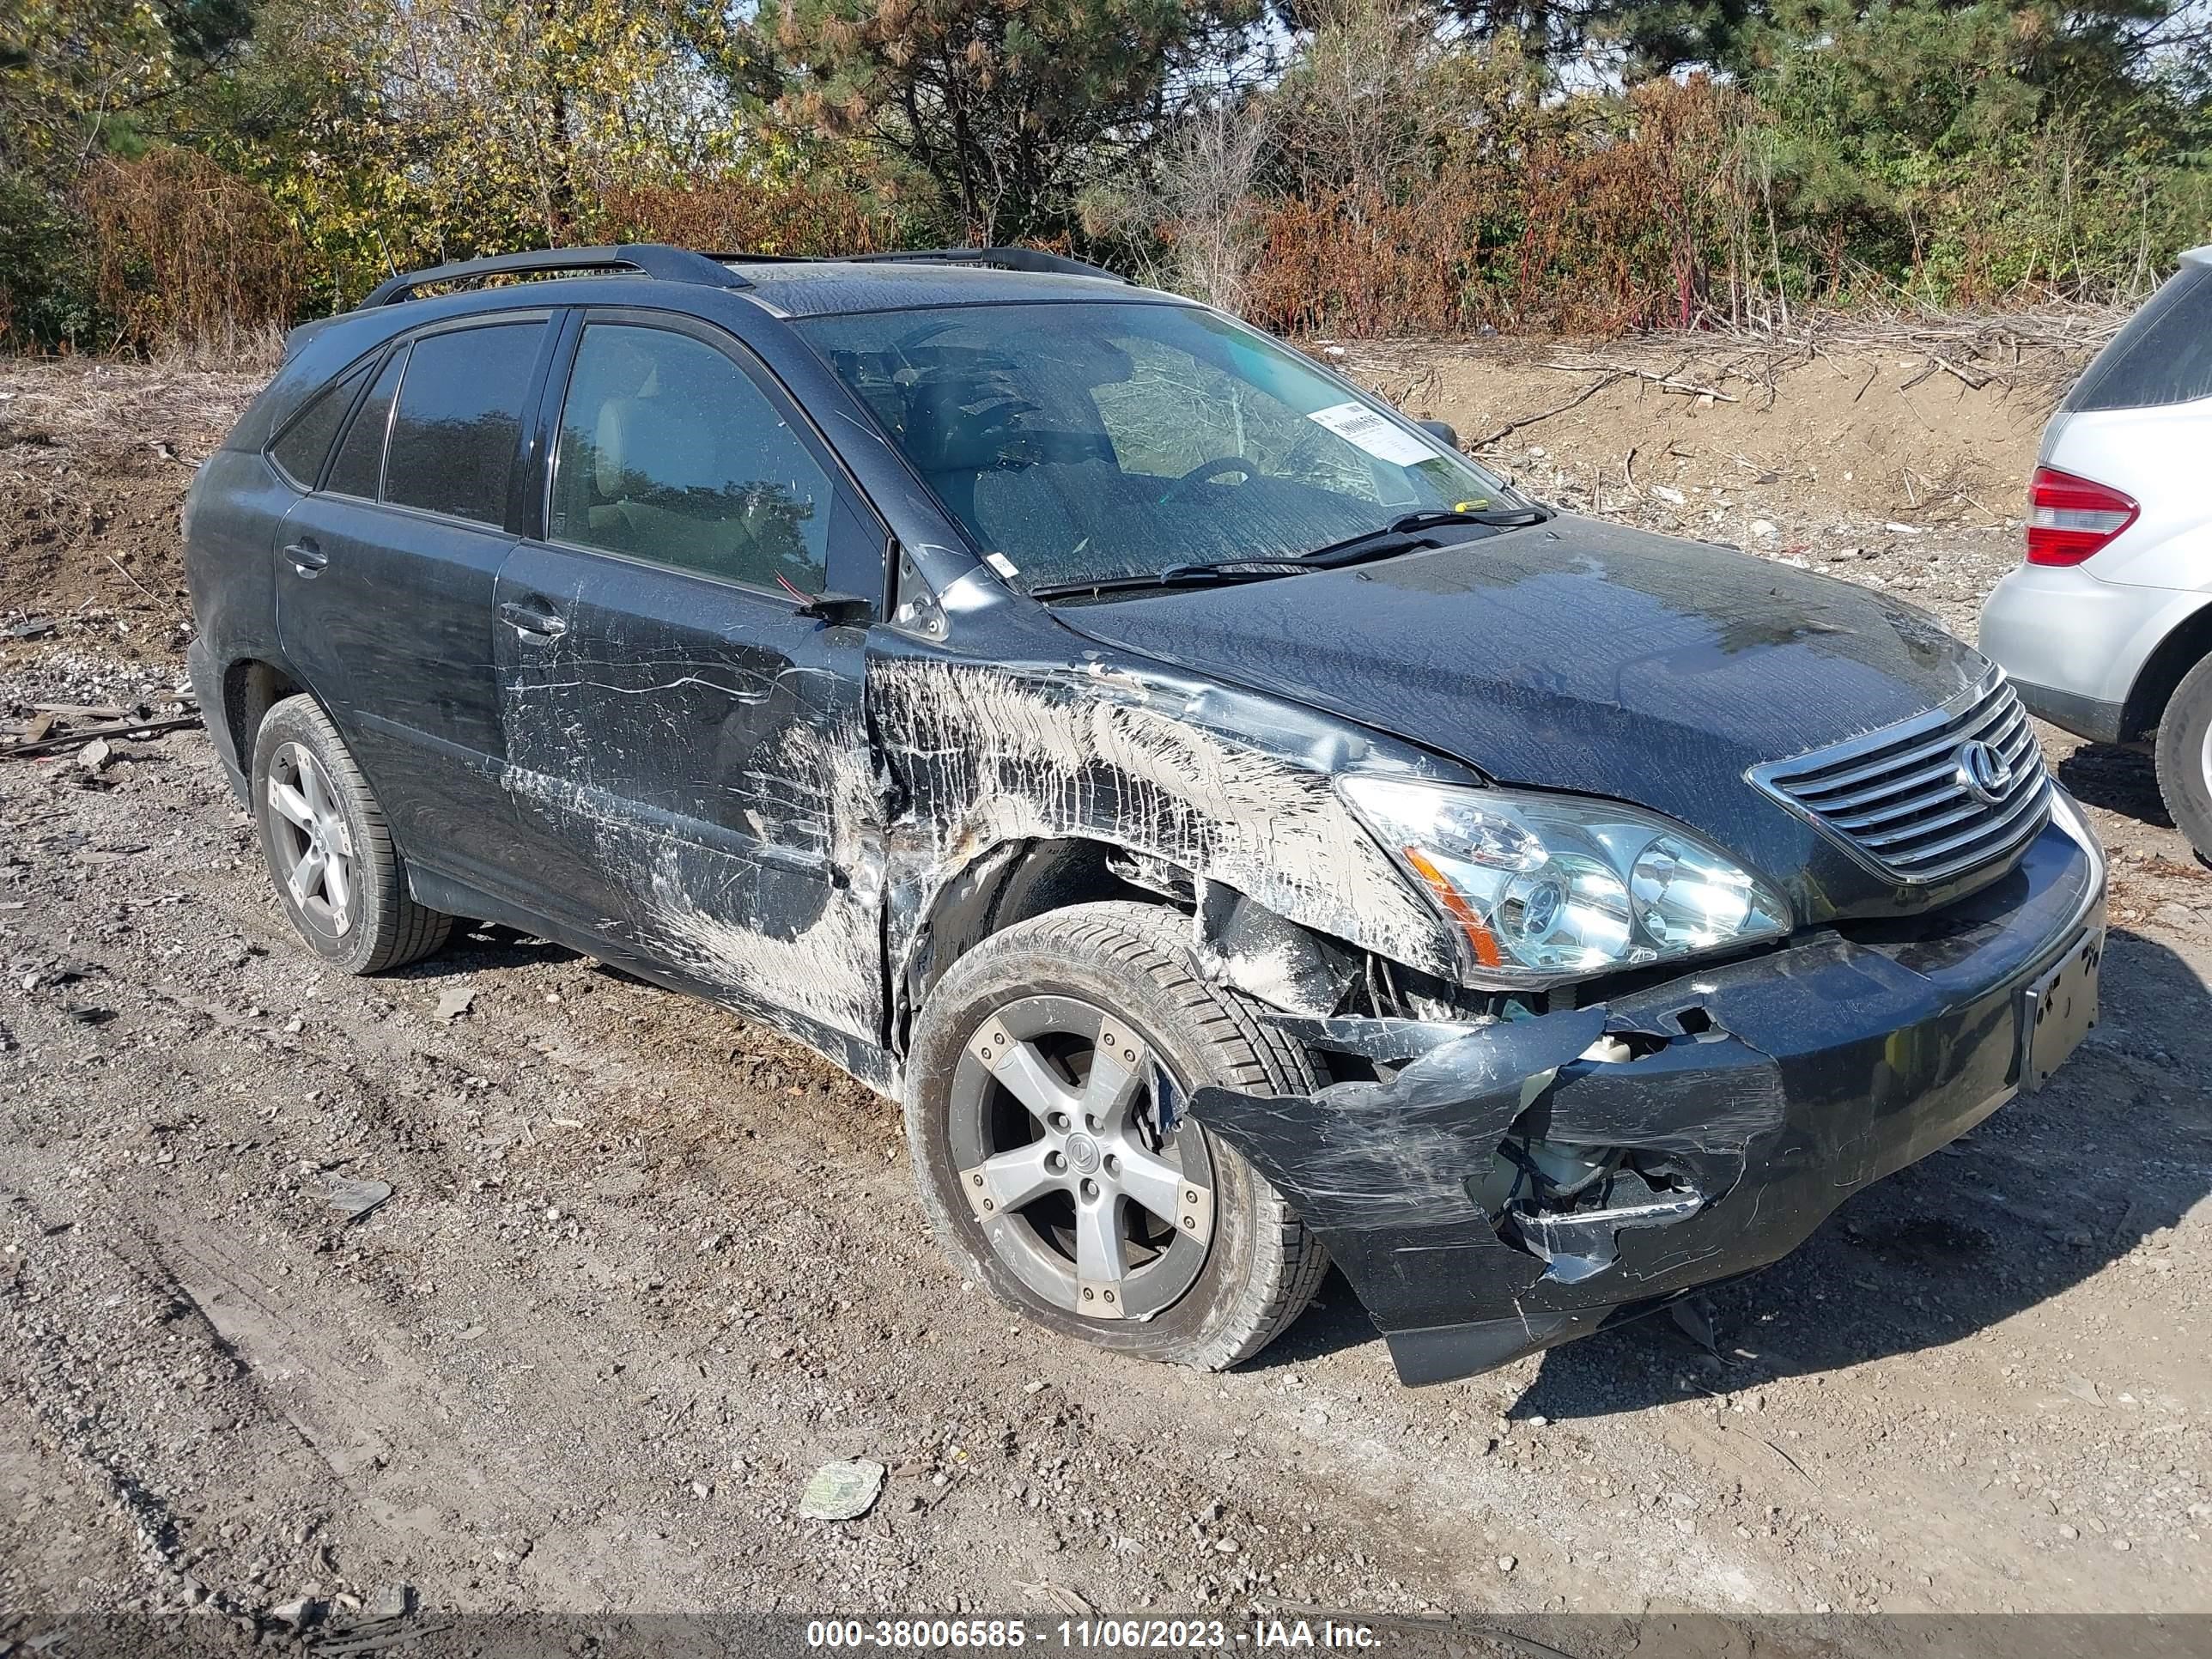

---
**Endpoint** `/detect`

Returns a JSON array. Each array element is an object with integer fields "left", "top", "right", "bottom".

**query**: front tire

[
  {"left": 250, "top": 695, "right": 453, "bottom": 974},
  {"left": 2154, "top": 653, "right": 2212, "bottom": 864},
  {"left": 905, "top": 901, "right": 1328, "bottom": 1370}
]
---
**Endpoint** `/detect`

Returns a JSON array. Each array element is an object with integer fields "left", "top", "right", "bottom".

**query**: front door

[
  {"left": 493, "top": 314, "right": 889, "bottom": 1052},
  {"left": 274, "top": 317, "right": 554, "bottom": 893}
]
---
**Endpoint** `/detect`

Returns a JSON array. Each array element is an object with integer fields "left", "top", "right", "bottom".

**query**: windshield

[{"left": 798, "top": 301, "right": 1523, "bottom": 592}]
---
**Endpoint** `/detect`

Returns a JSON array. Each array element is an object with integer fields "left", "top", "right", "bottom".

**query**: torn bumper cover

[{"left": 1190, "top": 813, "right": 2105, "bottom": 1385}]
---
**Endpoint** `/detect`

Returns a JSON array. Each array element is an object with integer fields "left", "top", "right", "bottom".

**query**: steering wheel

[{"left": 1159, "top": 455, "right": 1259, "bottom": 502}]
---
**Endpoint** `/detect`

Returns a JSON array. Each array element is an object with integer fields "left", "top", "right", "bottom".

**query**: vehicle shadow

[
  {"left": 1249, "top": 1269, "right": 1396, "bottom": 1371},
  {"left": 386, "top": 921, "right": 585, "bottom": 980},
  {"left": 1247, "top": 926, "right": 2210, "bottom": 1407},
  {"left": 1504, "top": 923, "right": 2210, "bottom": 1420},
  {"left": 2056, "top": 742, "right": 2171, "bottom": 830}
]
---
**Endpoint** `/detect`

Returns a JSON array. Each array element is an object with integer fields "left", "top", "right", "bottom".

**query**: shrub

[
  {"left": 74, "top": 151, "right": 303, "bottom": 351},
  {"left": 597, "top": 173, "right": 906, "bottom": 258},
  {"left": 1234, "top": 76, "right": 1775, "bottom": 337}
]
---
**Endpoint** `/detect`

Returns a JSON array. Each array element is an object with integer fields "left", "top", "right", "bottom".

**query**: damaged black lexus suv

[{"left": 183, "top": 244, "right": 2106, "bottom": 1385}]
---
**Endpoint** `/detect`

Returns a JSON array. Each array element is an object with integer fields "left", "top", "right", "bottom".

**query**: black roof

[
  {"left": 281, "top": 244, "right": 1184, "bottom": 374},
  {"left": 736, "top": 258, "right": 1166, "bottom": 318},
  {"left": 353, "top": 242, "right": 1167, "bottom": 320}
]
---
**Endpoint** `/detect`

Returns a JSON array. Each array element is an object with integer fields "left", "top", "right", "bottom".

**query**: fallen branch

[
  {"left": 1932, "top": 353, "right": 1994, "bottom": 390},
  {"left": 1469, "top": 371, "right": 1626, "bottom": 447},
  {"left": 1536, "top": 361, "right": 1740, "bottom": 403},
  {"left": 0, "top": 711, "right": 201, "bottom": 760},
  {"left": 105, "top": 551, "right": 168, "bottom": 609}
]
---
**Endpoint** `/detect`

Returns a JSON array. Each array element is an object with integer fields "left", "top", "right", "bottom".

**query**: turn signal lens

[
  {"left": 2027, "top": 465, "right": 2137, "bottom": 567},
  {"left": 1402, "top": 846, "right": 1504, "bottom": 968}
]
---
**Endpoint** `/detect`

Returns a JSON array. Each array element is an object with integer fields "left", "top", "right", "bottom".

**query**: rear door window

[
  {"left": 384, "top": 323, "right": 544, "bottom": 526},
  {"left": 325, "top": 349, "right": 405, "bottom": 501},
  {"left": 270, "top": 360, "right": 371, "bottom": 489},
  {"left": 2064, "top": 263, "right": 2212, "bottom": 412}
]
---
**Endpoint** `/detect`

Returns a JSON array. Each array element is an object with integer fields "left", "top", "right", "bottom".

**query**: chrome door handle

[
  {"left": 283, "top": 539, "right": 327, "bottom": 574},
  {"left": 498, "top": 599, "right": 568, "bottom": 640}
]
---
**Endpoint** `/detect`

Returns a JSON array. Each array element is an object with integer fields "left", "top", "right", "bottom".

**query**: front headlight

[{"left": 1339, "top": 775, "right": 1792, "bottom": 985}]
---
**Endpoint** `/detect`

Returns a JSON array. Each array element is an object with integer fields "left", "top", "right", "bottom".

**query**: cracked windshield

[{"left": 801, "top": 301, "right": 1522, "bottom": 591}]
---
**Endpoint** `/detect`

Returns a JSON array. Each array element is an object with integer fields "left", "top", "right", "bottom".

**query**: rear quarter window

[
  {"left": 269, "top": 360, "right": 371, "bottom": 489},
  {"left": 2064, "top": 263, "right": 2212, "bottom": 412}
]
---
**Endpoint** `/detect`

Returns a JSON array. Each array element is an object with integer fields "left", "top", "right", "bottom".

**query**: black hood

[{"left": 1050, "top": 517, "right": 1992, "bottom": 921}]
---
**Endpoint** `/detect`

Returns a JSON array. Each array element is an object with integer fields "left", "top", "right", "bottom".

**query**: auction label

[{"left": 1304, "top": 401, "right": 1435, "bottom": 466}]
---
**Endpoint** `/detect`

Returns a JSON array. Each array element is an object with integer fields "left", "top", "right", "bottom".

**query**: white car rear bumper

[{"left": 1978, "top": 562, "right": 2212, "bottom": 744}]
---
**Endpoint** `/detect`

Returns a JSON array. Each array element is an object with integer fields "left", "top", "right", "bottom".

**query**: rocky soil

[{"left": 2, "top": 325, "right": 2208, "bottom": 1647}]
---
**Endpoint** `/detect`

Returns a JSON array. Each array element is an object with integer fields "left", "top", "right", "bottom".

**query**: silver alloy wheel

[
  {"left": 2202, "top": 717, "right": 2212, "bottom": 803},
  {"left": 948, "top": 994, "right": 1216, "bottom": 1322},
  {"left": 265, "top": 741, "right": 356, "bottom": 937}
]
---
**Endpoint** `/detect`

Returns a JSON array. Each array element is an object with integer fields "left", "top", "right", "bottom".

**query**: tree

[
  {"left": 1425, "top": 0, "right": 1761, "bottom": 73},
  {"left": 0, "top": 0, "right": 258, "bottom": 342},
  {"left": 764, "top": 0, "right": 1265, "bottom": 243},
  {"left": 185, "top": 0, "right": 750, "bottom": 299},
  {"left": 1740, "top": 1, "right": 2209, "bottom": 297},
  {"left": 1436, "top": 0, "right": 2194, "bottom": 82}
]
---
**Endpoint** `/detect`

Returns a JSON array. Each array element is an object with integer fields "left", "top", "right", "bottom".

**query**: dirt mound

[
  {"left": 1346, "top": 316, "right": 2103, "bottom": 533},
  {"left": 0, "top": 356, "right": 264, "bottom": 669}
]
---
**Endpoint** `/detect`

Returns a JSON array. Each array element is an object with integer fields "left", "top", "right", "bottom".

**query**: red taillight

[{"left": 2027, "top": 465, "right": 2138, "bottom": 566}]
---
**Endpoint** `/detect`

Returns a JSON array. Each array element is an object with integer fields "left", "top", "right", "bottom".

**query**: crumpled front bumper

[{"left": 1188, "top": 802, "right": 2106, "bottom": 1386}]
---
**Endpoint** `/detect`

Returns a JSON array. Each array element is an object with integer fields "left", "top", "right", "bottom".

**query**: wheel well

[
  {"left": 2122, "top": 605, "right": 2212, "bottom": 742},
  {"left": 902, "top": 839, "right": 1139, "bottom": 1028},
  {"left": 895, "top": 837, "right": 1416, "bottom": 1055},
  {"left": 221, "top": 659, "right": 301, "bottom": 765}
]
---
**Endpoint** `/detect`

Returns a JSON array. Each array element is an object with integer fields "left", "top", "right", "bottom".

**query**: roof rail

[
  {"left": 708, "top": 252, "right": 827, "bottom": 267},
  {"left": 357, "top": 244, "right": 752, "bottom": 309},
  {"left": 843, "top": 246, "right": 1129, "bottom": 283}
]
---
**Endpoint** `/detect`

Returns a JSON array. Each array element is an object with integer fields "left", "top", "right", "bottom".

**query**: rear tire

[
  {"left": 2154, "top": 653, "right": 2212, "bottom": 864},
  {"left": 905, "top": 901, "right": 1328, "bottom": 1370},
  {"left": 250, "top": 695, "right": 453, "bottom": 974}
]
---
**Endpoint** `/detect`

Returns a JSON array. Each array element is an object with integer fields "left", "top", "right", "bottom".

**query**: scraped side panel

[
  {"left": 492, "top": 554, "right": 890, "bottom": 1073},
  {"left": 868, "top": 655, "right": 1462, "bottom": 996}
]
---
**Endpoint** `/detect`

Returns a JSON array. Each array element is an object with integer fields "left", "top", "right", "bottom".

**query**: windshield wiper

[
  {"left": 1300, "top": 506, "right": 1550, "bottom": 567},
  {"left": 1029, "top": 559, "right": 1319, "bottom": 600},
  {"left": 1024, "top": 505, "right": 1551, "bottom": 599}
]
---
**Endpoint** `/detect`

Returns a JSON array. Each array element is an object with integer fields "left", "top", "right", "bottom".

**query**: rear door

[
  {"left": 274, "top": 316, "right": 556, "bottom": 894},
  {"left": 492, "top": 311, "right": 890, "bottom": 1049}
]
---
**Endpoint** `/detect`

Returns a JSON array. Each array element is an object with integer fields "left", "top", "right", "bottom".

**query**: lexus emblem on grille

[{"left": 1953, "top": 738, "right": 2014, "bottom": 805}]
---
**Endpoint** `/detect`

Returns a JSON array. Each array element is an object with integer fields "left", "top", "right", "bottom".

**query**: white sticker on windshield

[
  {"left": 984, "top": 551, "right": 1019, "bottom": 578},
  {"left": 1306, "top": 401, "right": 1435, "bottom": 466}
]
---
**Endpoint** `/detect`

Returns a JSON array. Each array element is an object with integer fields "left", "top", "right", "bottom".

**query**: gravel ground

[{"left": 2, "top": 333, "right": 2208, "bottom": 1642}]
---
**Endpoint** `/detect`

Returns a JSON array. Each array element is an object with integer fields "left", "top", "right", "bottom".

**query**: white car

[{"left": 1981, "top": 244, "right": 2212, "bottom": 859}]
